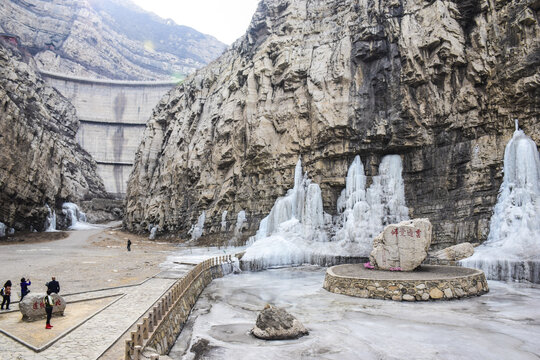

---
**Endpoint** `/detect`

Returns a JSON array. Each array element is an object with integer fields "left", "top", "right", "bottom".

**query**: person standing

[
  {"left": 1, "top": 280, "right": 12, "bottom": 310},
  {"left": 20, "top": 278, "right": 31, "bottom": 301},
  {"left": 127, "top": 239, "right": 132, "bottom": 251},
  {"left": 44, "top": 289, "right": 54, "bottom": 329},
  {"left": 46, "top": 277, "right": 60, "bottom": 294}
]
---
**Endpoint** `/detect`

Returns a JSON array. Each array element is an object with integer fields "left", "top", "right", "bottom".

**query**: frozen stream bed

[{"left": 169, "top": 266, "right": 540, "bottom": 360}]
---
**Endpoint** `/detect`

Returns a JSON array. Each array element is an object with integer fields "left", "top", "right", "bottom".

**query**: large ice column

[
  {"left": 45, "top": 204, "right": 57, "bottom": 232},
  {"left": 190, "top": 211, "right": 206, "bottom": 241},
  {"left": 234, "top": 210, "right": 247, "bottom": 236},
  {"left": 461, "top": 128, "right": 540, "bottom": 282},
  {"left": 243, "top": 155, "right": 408, "bottom": 269},
  {"left": 221, "top": 210, "right": 228, "bottom": 232},
  {"left": 333, "top": 155, "right": 409, "bottom": 256},
  {"left": 62, "top": 202, "right": 93, "bottom": 230}
]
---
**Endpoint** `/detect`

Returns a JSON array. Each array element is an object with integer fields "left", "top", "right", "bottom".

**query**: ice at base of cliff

[
  {"left": 62, "top": 202, "right": 98, "bottom": 230},
  {"left": 461, "top": 128, "right": 540, "bottom": 282},
  {"left": 242, "top": 155, "right": 408, "bottom": 268}
]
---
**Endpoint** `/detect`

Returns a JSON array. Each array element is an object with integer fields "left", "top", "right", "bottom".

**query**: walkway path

[{"left": 0, "top": 224, "right": 188, "bottom": 360}]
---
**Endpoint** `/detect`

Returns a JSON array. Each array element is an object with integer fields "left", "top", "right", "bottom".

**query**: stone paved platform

[{"left": 0, "top": 276, "right": 181, "bottom": 359}]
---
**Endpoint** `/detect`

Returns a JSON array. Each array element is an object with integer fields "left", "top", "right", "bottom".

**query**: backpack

[{"left": 0, "top": 287, "right": 4, "bottom": 296}]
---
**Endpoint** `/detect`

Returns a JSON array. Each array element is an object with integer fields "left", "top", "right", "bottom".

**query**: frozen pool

[{"left": 168, "top": 266, "right": 540, "bottom": 360}]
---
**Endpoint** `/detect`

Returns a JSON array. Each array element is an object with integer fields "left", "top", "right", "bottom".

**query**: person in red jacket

[{"left": 1, "top": 280, "right": 12, "bottom": 310}]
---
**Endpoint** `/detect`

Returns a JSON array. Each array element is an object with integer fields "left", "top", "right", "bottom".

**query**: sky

[{"left": 130, "top": 0, "right": 261, "bottom": 45}]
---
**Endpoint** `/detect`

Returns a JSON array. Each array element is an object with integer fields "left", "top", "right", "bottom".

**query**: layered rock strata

[
  {"left": 0, "top": 41, "right": 107, "bottom": 231},
  {"left": 125, "top": 0, "right": 540, "bottom": 248},
  {"left": 0, "top": 0, "right": 226, "bottom": 80}
]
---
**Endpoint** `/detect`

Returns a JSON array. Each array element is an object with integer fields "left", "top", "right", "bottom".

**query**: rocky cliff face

[
  {"left": 0, "top": 41, "right": 107, "bottom": 231},
  {"left": 125, "top": 0, "right": 539, "bottom": 248},
  {"left": 0, "top": 0, "right": 226, "bottom": 80}
]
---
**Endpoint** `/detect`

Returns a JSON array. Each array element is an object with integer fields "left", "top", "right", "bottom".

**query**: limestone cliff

[
  {"left": 0, "top": 41, "right": 107, "bottom": 231},
  {"left": 125, "top": 0, "right": 539, "bottom": 248},
  {"left": 0, "top": 0, "right": 226, "bottom": 80}
]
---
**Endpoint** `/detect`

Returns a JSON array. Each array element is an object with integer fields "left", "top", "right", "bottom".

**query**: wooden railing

[{"left": 125, "top": 255, "right": 232, "bottom": 360}]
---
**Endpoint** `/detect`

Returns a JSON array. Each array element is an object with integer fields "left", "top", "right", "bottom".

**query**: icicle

[
  {"left": 189, "top": 211, "right": 206, "bottom": 241},
  {"left": 234, "top": 210, "right": 246, "bottom": 236},
  {"left": 242, "top": 155, "right": 409, "bottom": 269},
  {"left": 461, "top": 129, "right": 540, "bottom": 282},
  {"left": 149, "top": 225, "right": 159, "bottom": 240},
  {"left": 45, "top": 204, "right": 57, "bottom": 232},
  {"left": 221, "top": 210, "right": 228, "bottom": 232}
]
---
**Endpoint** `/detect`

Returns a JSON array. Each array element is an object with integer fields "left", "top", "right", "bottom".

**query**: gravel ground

[{"left": 0, "top": 223, "right": 177, "bottom": 297}]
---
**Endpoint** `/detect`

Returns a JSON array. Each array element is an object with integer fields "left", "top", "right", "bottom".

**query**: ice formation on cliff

[
  {"left": 242, "top": 155, "right": 408, "bottom": 269},
  {"left": 461, "top": 125, "right": 540, "bottom": 282}
]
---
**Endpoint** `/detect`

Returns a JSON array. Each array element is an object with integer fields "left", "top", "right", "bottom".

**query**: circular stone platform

[{"left": 323, "top": 264, "right": 488, "bottom": 301}]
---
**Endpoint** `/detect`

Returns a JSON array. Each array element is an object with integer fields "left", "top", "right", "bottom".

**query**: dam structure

[{"left": 41, "top": 71, "right": 177, "bottom": 197}]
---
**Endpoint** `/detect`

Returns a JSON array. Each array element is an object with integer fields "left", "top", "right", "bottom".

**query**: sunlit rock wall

[
  {"left": 0, "top": 42, "right": 107, "bottom": 231},
  {"left": 0, "top": 0, "right": 226, "bottom": 80},
  {"left": 125, "top": 0, "right": 539, "bottom": 248}
]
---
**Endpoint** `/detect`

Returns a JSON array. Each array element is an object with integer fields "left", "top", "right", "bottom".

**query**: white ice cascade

[
  {"left": 242, "top": 155, "right": 408, "bottom": 269},
  {"left": 234, "top": 210, "right": 247, "bottom": 236},
  {"left": 221, "top": 210, "right": 228, "bottom": 232},
  {"left": 45, "top": 204, "right": 57, "bottom": 232},
  {"left": 460, "top": 124, "right": 540, "bottom": 283},
  {"left": 189, "top": 211, "right": 206, "bottom": 241},
  {"left": 0, "top": 222, "right": 6, "bottom": 237},
  {"left": 333, "top": 155, "right": 409, "bottom": 255},
  {"left": 62, "top": 202, "right": 93, "bottom": 230}
]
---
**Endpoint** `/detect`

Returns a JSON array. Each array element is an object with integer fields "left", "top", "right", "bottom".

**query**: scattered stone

[
  {"left": 369, "top": 219, "right": 433, "bottom": 271},
  {"left": 432, "top": 243, "right": 475, "bottom": 261},
  {"left": 403, "top": 294, "right": 415, "bottom": 301},
  {"left": 19, "top": 293, "right": 66, "bottom": 321},
  {"left": 251, "top": 304, "right": 308, "bottom": 340},
  {"left": 444, "top": 288, "right": 454, "bottom": 298}
]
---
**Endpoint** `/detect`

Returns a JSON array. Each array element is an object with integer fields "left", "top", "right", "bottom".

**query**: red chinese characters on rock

[
  {"left": 391, "top": 227, "right": 422, "bottom": 238},
  {"left": 32, "top": 300, "right": 61, "bottom": 309}
]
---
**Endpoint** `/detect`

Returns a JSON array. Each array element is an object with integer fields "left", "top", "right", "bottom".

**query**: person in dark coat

[
  {"left": 20, "top": 277, "right": 31, "bottom": 300},
  {"left": 46, "top": 277, "right": 60, "bottom": 294},
  {"left": 127, "top": 239, "right": 132, "bottom": 251},
  {"left": 44, "top": 289, "right": 54, "bottom": 329},
  {"left": 1, "top": 280, "right": 12, "bottom": 310}
]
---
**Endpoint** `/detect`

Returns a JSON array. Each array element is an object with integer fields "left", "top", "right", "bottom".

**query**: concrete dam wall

[{"left": 41, "top": 71, "right": 177, "bottom": 197}]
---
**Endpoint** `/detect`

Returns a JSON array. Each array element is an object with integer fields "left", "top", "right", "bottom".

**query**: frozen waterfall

[
  {"left": 189, "top": 211, "right": 206, "bottom": 241},
  {"left": 242, "top": 155, "right": 408, "bottom": 269},
  {"left": 45, "top": 204, "right": 57, "bottom": 232},
  {"left": 234, "top": 210, "right": 247, "bottom": 236},
  {"left": 461, "top": 127, "right": 540, "bottom": 282},
  {"left": 62, "top": 202, "right": 95, "bottom": 230}
]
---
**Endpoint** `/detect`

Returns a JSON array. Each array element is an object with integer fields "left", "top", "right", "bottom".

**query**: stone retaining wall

[
  {"left": 125, "top": 256, "right": 234, "bottom": 360},
  {"left": 323, "top": 266, "right": 489, "bottom": 301}
]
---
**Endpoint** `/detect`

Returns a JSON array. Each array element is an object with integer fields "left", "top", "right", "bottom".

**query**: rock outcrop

[
  {"left": 432, "top": 242, "right": 475, "bottom": 261},
  {"left": 0, "top": 0, "right": 226, "bottom": 80},
  {"left": 369, "top": 219, "right": 432, "bottom": 271},
  {"left": 0, "top": 41, "right": 107, "bottom": 231},
  {"left": 125, "top": 0, "right": 540, "bottom": 248},
  {"left": 252, "top": 305, "right": 308, "bottom": 340}
]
